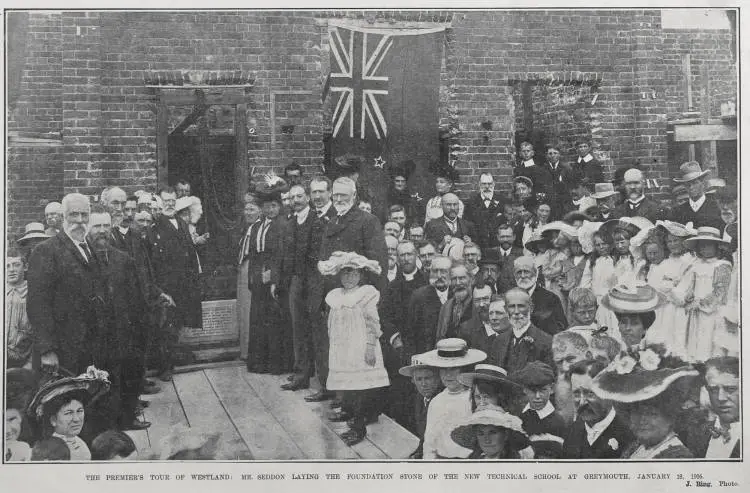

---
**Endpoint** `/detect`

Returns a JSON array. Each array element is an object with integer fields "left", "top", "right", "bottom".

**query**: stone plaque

[{"left": 179, "top": 299, "right": 238, "bottom": 346}]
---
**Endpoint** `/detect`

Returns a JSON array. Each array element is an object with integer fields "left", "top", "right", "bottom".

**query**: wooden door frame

[{"left": 154, "top": 87, "right": 249, "bottom": 208}]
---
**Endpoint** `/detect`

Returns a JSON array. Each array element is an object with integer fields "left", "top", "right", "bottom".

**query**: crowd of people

[{"left": 4, "top": 142, "right": 741, "bottom": 460}]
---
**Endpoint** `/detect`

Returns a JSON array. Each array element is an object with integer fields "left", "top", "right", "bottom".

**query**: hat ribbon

[{"left": 438, "top": 347, "right": 468, "bottom": 358}]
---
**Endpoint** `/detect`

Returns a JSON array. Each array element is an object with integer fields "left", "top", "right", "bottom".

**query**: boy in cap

[
  {"left": 398, "top": 355, "right": 443, "bottom": 458},
  {"left": 512, "top": 361, "right": 568, "bottom": 458}
]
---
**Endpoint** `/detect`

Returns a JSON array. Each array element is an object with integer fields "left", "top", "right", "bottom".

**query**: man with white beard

[
  {"left": 512, "top": 255, "right": 567, "bottom": 336},
  {"left": 486, "top": 287, "right": 553, "bottom": 373}
]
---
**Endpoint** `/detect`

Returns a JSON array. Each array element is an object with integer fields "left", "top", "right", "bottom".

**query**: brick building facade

[{"left": 7, "top": 9, "right": 737, "bottom": 240}]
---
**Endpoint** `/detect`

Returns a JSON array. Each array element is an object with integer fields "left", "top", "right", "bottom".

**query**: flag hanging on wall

[{"left": 324, "top": 22, "right": 445, "bottom": 222}]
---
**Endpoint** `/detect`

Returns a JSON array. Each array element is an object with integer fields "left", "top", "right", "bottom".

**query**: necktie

[
  {"left": 79, "top": 242, "right": 92, "bottom": 262},
  {"left": 317, "top": 209, "right": 324, "bottom": 218}
]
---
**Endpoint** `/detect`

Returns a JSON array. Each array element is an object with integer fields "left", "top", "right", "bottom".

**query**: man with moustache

[
  {"left": 612, "top": 169, "right": 662, "bottom": 222},
  {"left": 416, "top": 241, "right": 437, "bottom": 271},
  {"left": 424, "top": 193, "right": 476, "bottom": 250},
  {"left": 590, "top": 183, "right": 621, "bottom": 222},
  {"left": 403, "top": 255, "right": 452, "bottom": 364},
  {"left": 44, "top": 201, "right": 64, "bottom": 236},
  {"left": 380, "top": 240, "right": 427, "bottom": 427},
  {"left": 436, "top": 262, "right": 474, "bottom": 340},
  {"left": 28, "top": 193, "right": 100, "bottom": 374},
  {"left": 149, "top": 187, "right": 202, "bottom": 381},
  {"left": 487, "top": 288, "right": 553, "bottom": 373},
  {"left": 462, "top": 242, "right": 481, "bottom": 278},
  {"left": 83, "top": 206, "right": 149, "bottom": 433},
  {"left": 671, "top": 161, "right": 723, "bottom": 228},
  {"left": 457, "top": 282, "right": 497, "bottom": 356},
  {"left": 294, "top": 176, "right": 339, "bottom": 402},
  {"left": 563, "top": 359, "right": 634, "bottom": 458},
  {"left": 463, "top": 173, "right": 506, "bottom": 250},
  {"left": 513, "top": 256, "right": 567, "bottom": 336},
  {"left": 540, "top": 144, "right": 573, "bottom": 218},
  {"left": 485, "top": 224, "right": 524, "bottom": 294}
]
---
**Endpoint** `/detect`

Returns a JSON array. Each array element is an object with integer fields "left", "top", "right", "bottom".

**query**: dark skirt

[{"left": 247, "top": 284, "right": 293, "bottom": 375}]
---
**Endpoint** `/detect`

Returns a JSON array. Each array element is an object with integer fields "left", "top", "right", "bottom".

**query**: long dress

[
  {"left": 542, "top": 249, "right": 573, "bottom": 316},
  {"left": 719, "top": 251, "right": 739, "bottom": 357},
  {"left": 580, "top": 256, "right": 619, "bottom": 331},
  {"left": 325, "top": 285, "right": 390, "bottom": 391},
  {"left": 639, "top": 253, "right": 693, "bottom": 359},
  {"left": 678, "top": 257, "right": 733, "bottom": 362}
]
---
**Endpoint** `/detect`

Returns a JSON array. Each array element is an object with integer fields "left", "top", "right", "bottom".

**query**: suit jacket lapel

[{"left": 60, "top": 232, "right": 93, "bottom": 270}]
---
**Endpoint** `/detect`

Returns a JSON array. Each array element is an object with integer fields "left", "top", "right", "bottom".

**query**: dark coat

[
  {"left": 319, "top": 206, "right": 388, "bottom": 293},
  {"left": 27, "top": 233, "right": 104, "bottom": 372},
  {"left": 571, "top": 156, "right": 605, "bottom": 184},
  {"left": 613, "top": 197, "right": 664, "bottom": 223},
  {"left": 403, "top": 285, "right": 445, "bottom": 362},
  {"left": 514, "top": 161, "right": 553, "bottom": 197},
  {"left": 457, "top": 315, "right": 497, "bottom": 356},
  {"left": 530, "top": 286, "right": 568, "bottom": 336},
  {"left": 487, "top": 323, "right": 553, "bottom": 373},
  {"left": 304, "top": 205, "right": 338, "bottom": 313},
  {"left": 463, "top": 192, "right": 507, "bottom": 250},
  {"left": 436, "top": 296, "right": 474, "bottom": 340},
  {"left": 110, "top": 228, "right": 163, "bottom": 306},
  {"left": 671, "top": 196, "right": 723, "bottom": 229},
  {"left": 486, "top": 245, "right": 525, "bottom": 295},
  {"left": 380, "top": 269, "right": 428, "bottom": 374},
  {"left": 562, "top": 413, "right": 634, "bottom": 459},
  {"left": 540, "top": 161, "right": 576, "bottom": 209},
  {"left": 149, "top": 215, "right": 202, "bottom": 327},
  {"left": 246, "top": 217, "right": 288, "bottom": 289},
  {"left": 424, "top": 217, "right": 477, "bottom": 249}
]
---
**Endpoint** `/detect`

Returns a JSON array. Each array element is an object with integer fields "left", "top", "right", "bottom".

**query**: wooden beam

[
  {"left": 170, "top": 104, "right": 208, "bottom": 136},
  {"left": 158, "top": 87, "right": 246, "bottom": 106},
  {"left": 673, "top": 124, "right": 737, "bottom": 142},
  {"left": 156, "top": 101, "right": 169, "bottom": 190},
  {"left": 683, "top": 54, "right": 693, "bottom": 112},
  {"left": 235, "top": 103, "right": 249, "bottom": 206}
]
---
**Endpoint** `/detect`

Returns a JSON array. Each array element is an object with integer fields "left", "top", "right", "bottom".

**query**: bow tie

[{"left": 710, "top": 423, "right": 733, "bottom": 443}]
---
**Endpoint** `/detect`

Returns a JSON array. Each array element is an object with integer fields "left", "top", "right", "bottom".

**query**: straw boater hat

[
  {"left": 419, "top": 338, "right": 486, "bottom": 368},
  {"left": 600, "top": 283, "right": 665, "bottom": 314},
  {"left": 591, "top": 182, "right": 619, "bottom": 200},
  {"left": 28, "top": 366, "right": 110, "bottom": 420},
  {"left": 683, "top": 226, "right": 730, "bottom": 249},
  {"left": 591, "top": 344, "right": 699, "bottom": 404},
  {"left": 673, "top": 161, "right": 710, "bottom": 183},
  {"left": 317, "top": 251, "right": 382, "bottom": 277},
  {"left": 450, "top": 406, "right": 530, "bottom": 451},
  {"left": 513, "top": 175, "right": 534, "bottom": 190},
  {"left": 457, "top": 364, "right": 521, "bottom": 391},
  {"left": 524, "top": 232, "right": 551, "bottom": 254},
  {"left": 399, "top": 354, "right": 436, "bottom": 378},
  {"left": 654, "top": 220, "right": 697, "bottom": 238},
  {"left": 18, "top": 222, "right": 51, "bottom": 244}
]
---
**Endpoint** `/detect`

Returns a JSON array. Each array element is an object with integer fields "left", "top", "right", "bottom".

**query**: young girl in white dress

[
  {"left": 675, "top": 227, "right": 733, "bottom": 362},
  {"left": 318, "top": 251, "right": 390, "bottom": 445},
  {"left": 579, "top": 229, "right": 618, "bottom": 330}
]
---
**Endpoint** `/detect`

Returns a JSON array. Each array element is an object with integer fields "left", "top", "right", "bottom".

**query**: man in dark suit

[
  {"left": 514, "top": 141, "right": 553, "bottom": 199},
  {"left": 462, "top": 173, "right": 506, "bottom": 250},
  {"left": 398, "top": 362, "right": 442, "bottom": 458},
  {"left": 457, "top": 282, "right": 496, "bottom": 355},
  {"left": 612, "top": 168, "right": 663, "bottom": 222},
  {"left": 424, "top": 193, "right": 476, "bottom": 250},
  {"left": 563, "top": 359, "right": 634, "bottom": 459},
  {"left": 671, "top": 161, "right": 723, "bottom": 228},
  {"left": 379, "top": 240, "right": 427, "bottom": 427},
  {"left": 513, "top": 256, "right": 567, "bottom": 336},
  {"left": 485, "top": 223, "right": 524, "bottom": 294},
  {"left": 589, "top": 183, "right": 621, "bottom": 222},
  {"left": 148, "top": 187, "right": 202, "bottom": 382},
  {"left": 571, "top": 139, "right": 604, "bottom": 184},
  {"left": 297, "top": 176, "right": 338, "bottom": 402},
  {"left": 436, "top": 262, "right": 474, "bottom": 340},
  {"left": 540, "top": 144, "right": 574, "bottom": 218},
  {"left": 402, "top": 255, "right": 452, "bottom": 364},
  {"left": 27, "top": 193, "right": 101, "bottom": 375},
  {"left": 488, "top": 288, "right": 553, "bottom": 373}
]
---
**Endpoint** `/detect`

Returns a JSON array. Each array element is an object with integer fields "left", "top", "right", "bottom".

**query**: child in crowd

[
  {"left": 31, "top": 437, "right": 70, "bottom": 461},
  {"left": 6, "top": 248, "right": 32, "bottom": 368},
  {"left": 611, "top": 227, "right": 638, "bottom": 284},
  {"left": 539, "top": 222, "right": 576, "bottom": 314},
  {"left": 579, "top": 227, "right": 618, "bottom": 330},
  {"left": 565, "top": 287, "right": 623, "bottom": 343},
  {"left": 588, "top": 331, "right": 622, "bottom": 364},
  {"left": 318, "top": 252, "right": 390, "bottom": 445},
  {"left": 421, "top": 338, "right": 486, "bottom": 459},
  {"left": 512, "top": 361, "right": 568, "bottom": 459},
  {"left": 91, "top": 430, "right": 138, "bottom": 460},
  {"left": 458, "top": 364, "right": 522, "bottom": 413},
  {"left": 398, "top": 357, "right": 443, "bottom": 459}
]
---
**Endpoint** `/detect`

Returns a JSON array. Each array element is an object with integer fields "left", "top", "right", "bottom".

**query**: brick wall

[{"left": 7, "top": 10, "right": 736, "bottom": 241}]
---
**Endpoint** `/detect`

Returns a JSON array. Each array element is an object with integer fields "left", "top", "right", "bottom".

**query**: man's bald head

[{"left": 441, "top": 193, "right": 460, "bottom": 219}]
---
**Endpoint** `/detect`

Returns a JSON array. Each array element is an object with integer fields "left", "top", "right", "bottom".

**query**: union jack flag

[{"left": 329, "top": 27, "right": 393, "bottom": 140}]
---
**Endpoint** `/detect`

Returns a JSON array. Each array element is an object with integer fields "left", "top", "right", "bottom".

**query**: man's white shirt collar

[
  {"left": 689, "top": 194, "right": 706, "bottom": 212},
  {"left": 578, "top": 154, "right": 594, "bottom": 163},
  {"left": 402, "top": 269, "right": 418, "bottom": 282},
  {"left": 628, "top": 195, "right": 645, "bottom": 206},
  {"left": 584, "top": 407, "right": 616, "bottom": 445},
  {"left": 118, "top": 226, "right": 129, "bottom": 235},
  {"left": 481, "top": 192, "right": 494, "bottom": 201},
  {"left": 483, "top": 322, "right": 495, "bottom": 337},
  {"left": 435, "top": 287, "right": 449, "bottom": 304},
  {"left": 387, "top": 265, "right": 398, "bottom": 282},
  {"left": 523, "top": 401, "right": 555, "bottom": 420},
  {"left": 317, "top": 201, "right": 332, "bottom": 216},
  {"left": 523, "top": 159, "right": 536, "bottom": 168},
  {"left": 295, "top": 205, "right": 310, "bottom": 225}
]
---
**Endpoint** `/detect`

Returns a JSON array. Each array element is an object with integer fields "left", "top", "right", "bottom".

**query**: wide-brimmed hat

[
  {"left": 513, "top": 175, "right": 534, "bottom": 189},
  {"left": 600, "top": 283, "right": 664, "bottom": 314},
  {"left": 18, "top": 222, "right": 51, "bottom": 244},
  {"left": 577, "top": 220, "right": 603, "bottom": 254},
  {"left": 511, "top": 361, "right": 555, "bottom": 388},
  {"left": 28, "top": 366, "right": 110, "bottom": 419},
  {"left": 443, "top": 237, "right": 465, "bottom": 260},
  {"left": 450, "top": 406, "right": 530, "bottom": 451},
  {"left": 458, "top": 364, "right": 521, "bottom": 391},
  {"left": 654, "top": 220, "right": 697, "bottom": 238},
  {"left": 398, "top": 354, "right": 438, "bottom": 378},
  {"left": 591, "top": 183, "right": 618, "bottom": 200},
  {"left": 592, "top": 345, "right": 699, "bottom": 403},
  {"left": 419, "top": 338, "right": 486, "bottom": 368},
  {"left": 705, "top": 178, "right": 726, "bottom": 194},
  {"left": 540, "top": 220, "right": 578, "bottom": 238},
  {"left": 600, "top": 216, "right": 654, "bottom": 239},
  {"left": 317, "top": 251, "right": 382, "bottom": 277},
  {"left": 429, "top": 160, "right": 459, "bottom": 183},
  {"left": 255, "top": 174, "right": 289, "bottom": 203},
  {"left": 524, "top": 232, "right": 551, "bottom": 254},
  {"left": 528, "top": 433, "right": 565, "bottom": 458},
  {"left": 174, "top": 196, "right": 193, "bottom": 213},
  {"left": 389, "top": 159, "right": 416, "bottom": 180},
  {"left": 673, "top": 161, "right": 710, "bottom": 183},
  {"left": 683, "top": 226, "right": 730, "bottom": 248}
]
